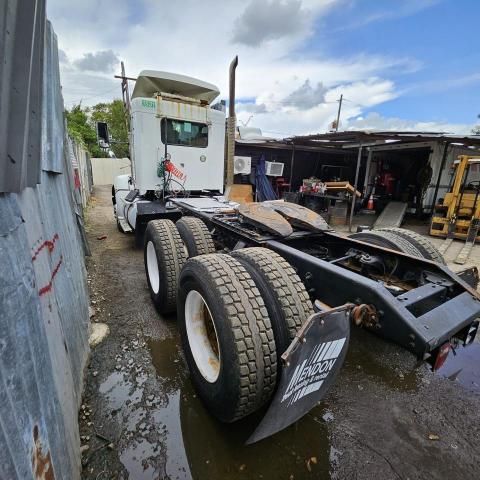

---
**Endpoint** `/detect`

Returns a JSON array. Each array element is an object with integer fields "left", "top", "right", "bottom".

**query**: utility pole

[{"left": 335, "top": 94, "right": 343, "bottom": 132}]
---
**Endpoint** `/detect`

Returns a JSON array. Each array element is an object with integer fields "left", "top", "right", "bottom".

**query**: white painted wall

[{"left": 91, "top": 157, "right": 131, "bottom": 185}]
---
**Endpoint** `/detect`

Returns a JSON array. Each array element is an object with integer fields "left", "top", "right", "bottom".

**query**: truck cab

[{"left": 113, "top": 70, "right": 225, "bottom": 234}]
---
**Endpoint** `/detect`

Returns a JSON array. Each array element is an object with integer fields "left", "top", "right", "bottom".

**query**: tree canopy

[{"left": 65, "top": 99, "right": 129, "bottom": 158}]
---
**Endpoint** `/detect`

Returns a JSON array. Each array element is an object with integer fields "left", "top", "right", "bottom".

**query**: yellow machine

[{"left": 430, "top": 155, "right": 480, "bottom": 264}]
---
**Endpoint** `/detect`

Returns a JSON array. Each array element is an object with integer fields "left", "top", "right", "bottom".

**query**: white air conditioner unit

[
  {"left": 265, "top": 161, "right": 284, "bottom": 177},
  {"left": 234, "top": 156, "right": 252, "bottom": 175}
]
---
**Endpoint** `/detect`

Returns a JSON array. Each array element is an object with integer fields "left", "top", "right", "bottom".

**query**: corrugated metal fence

[
  {"left": 0, "top": 2, "right": 90, "bottom": 479},
  {"left": 72, "top": 140, "right": 94, "bottom": 207}
]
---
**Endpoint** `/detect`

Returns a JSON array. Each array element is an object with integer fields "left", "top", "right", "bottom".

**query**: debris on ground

[{"left": 88, "top": 323, "right": 110, "bottom": 347}]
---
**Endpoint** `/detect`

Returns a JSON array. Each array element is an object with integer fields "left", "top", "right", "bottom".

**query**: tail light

[{"left": 433, "top": 342, "right": 451, "bottom": 371}]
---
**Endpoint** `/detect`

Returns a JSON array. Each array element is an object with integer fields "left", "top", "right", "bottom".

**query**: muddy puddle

[
  {"left": 435, "top": 342, "right": 480, "bottom": 393},
  {"left": 142, "top": 330, "right": 435, "bottom": 480},
  {"left": 98, "top": 330, "right": 479, "bottom": 480},
  {"left": 145, "top": 336, "right": 332, "bottom": 480},
  {"left": 340, "top": 327, "right": 425, "bottom": 391}
]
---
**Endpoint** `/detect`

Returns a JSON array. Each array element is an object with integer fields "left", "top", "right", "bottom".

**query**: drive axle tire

[
  {"left": 144, "top": 219, "right": 186, "bottom": 314},
  {"left": 378, "top": 227, "right": 446, "bottom": 264},
  {"left": 232, "top": 247, "right": 314, "bottom": 363},
  {"left": 349, "top": 230, "right": 424, "bottom": 258},
  {"left": 177, "top": 254, "right": 277, "bottom": 422},
  {"left": 176, "top": 217, "right": 215, "bottom": 257}
]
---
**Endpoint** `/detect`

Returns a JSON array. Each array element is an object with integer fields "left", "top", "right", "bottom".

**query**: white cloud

[
  {"left": 232, "top": 0, "right": 310, "bottom": 46},
  {"left": 346, "top": 112, "right": 473, "bottom": 135},
  {"left": 58, "top": 49, "right": 68, "bottom": 64},
  {"left": 47, "top": 0, "right": 462, "bottom": 135},
  {"left": 73, "top": 50, "right": 120, "bottom": 73},
  {"left": 283, "top": 80, "right": 327, "bottom": 110},
  {"left": 236, "top": 102, "right": 269, "bottom": 114}
]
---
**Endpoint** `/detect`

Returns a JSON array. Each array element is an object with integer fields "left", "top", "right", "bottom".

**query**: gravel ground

[{"left": 80, "top": 186, "right": 480, "bottom": 480}]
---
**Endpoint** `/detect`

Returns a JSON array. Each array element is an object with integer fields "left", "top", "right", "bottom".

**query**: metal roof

[{"left": 286, "top": 130, "right": 480, "bottom": 149}]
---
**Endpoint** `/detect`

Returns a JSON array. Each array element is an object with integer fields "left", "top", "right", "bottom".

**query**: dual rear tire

[
  {"left": 176, "top": 217, "right": 216, "bottom": 257},
  {"left": 144, "top": 219, "right": 187, "bottom": 314},
  {"left": 144, "top": 217, "right": 215, "bottom": 314},
  {"left": 143, "top": 218, "right": 313, "bottom": 422},
  {"left": 178, "top": 249, "right": 313, "bottom": 422},
  {"left": 178, "top": 254, "right": 277, "bottom": 421}
]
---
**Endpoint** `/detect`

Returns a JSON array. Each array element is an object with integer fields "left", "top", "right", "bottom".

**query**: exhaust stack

[{"left": 225, "top": 56, "right": 238, "bottom": 193}]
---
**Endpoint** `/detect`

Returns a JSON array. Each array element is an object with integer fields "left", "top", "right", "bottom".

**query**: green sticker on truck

[{"left": 141, "top": 99, "right": 156, "bottom": 109}]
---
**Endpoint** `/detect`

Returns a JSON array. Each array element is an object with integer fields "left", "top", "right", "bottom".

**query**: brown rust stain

[
  {"left": 32, "top": 425, "right": 55, "bottom": 480},
  {"left": 208, "top": 356, "right": 220, "bottom": 369}
]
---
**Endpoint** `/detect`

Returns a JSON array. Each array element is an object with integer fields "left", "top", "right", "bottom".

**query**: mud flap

[{"left": 247, "top": 305, "right": 352, "bottom": 444}]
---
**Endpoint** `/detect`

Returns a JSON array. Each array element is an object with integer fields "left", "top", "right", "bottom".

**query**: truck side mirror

[{"left": 96, "top": 121, "right": 110, "bottom": 147}]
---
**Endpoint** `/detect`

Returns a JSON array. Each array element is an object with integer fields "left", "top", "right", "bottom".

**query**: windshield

[{"left": 161, "top": 118, "right": 208, "bottom": 147}]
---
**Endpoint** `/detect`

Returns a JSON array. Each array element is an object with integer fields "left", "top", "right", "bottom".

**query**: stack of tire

[{"left": 143, "top": 217, "right": 314, "bottom": 423}]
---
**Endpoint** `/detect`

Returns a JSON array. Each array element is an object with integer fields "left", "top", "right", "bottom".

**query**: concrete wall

[
  {"left": 91, "top": 157, "right": 131, "bottom": 185},
  {"left": 0, "top": 6, "right": 89, "bottom": 479}
]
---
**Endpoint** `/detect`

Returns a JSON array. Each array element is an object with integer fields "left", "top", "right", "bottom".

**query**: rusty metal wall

[{"left": 0, "top": 7, "right": 89, "bottom": 480}]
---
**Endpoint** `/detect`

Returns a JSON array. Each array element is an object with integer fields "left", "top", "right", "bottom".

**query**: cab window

[{"left": 161, "top": 119, "right": 208, "bottom": 147}]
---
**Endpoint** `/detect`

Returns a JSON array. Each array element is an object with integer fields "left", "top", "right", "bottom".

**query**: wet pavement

[
  {"left": 436, "top": 343, "right": 480, "bottom": 393},
  {"left": 80, "top": 186, "right": 480, "bottom": 480}
]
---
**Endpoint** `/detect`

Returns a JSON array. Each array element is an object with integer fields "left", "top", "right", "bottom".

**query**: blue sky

[
  {"left": 48, "top": 0, "right": 479, "bottom": 136},
  {"left": 311, "top": 0, "right": 479, "bottom": 125}
]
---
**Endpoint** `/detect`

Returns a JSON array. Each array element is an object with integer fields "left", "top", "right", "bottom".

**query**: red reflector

[{"left": 433, "top": 342, "right": 451, "bottom": 371}]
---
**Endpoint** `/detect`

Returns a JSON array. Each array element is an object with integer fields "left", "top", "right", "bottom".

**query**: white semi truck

[{"left": 104, "top": 64, "right": 480, "bottom": 443}]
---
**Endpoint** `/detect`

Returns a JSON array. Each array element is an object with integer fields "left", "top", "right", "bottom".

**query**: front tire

[
  {"left": 144, "top": 219, "right": 186, "bottom": 314},
  {"left": 178, "top": 254, "right": 277, "bottom": 422}
]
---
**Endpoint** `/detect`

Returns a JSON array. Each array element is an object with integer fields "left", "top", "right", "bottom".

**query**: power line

[{"left": 341, "top": 97, "right": 369, "bottom": 108}]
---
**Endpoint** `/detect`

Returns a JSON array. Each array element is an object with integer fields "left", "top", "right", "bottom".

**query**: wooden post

[{"left": 349, "top": 145, "right": 362, "bottom": 232}]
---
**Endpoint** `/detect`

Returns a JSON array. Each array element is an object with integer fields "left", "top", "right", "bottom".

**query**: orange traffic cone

[{"left": 367, "top": 194, "right": 374, "bottom": 210}]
